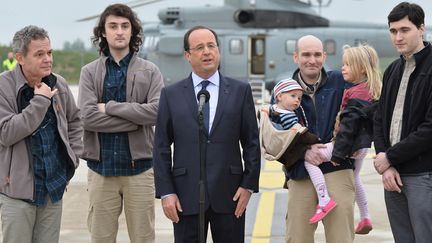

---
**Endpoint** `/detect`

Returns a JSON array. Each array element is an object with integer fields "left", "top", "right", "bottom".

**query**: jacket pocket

[
  {"left": 230, "top": 165, "right": 243, "bottom": 175},
  {"left": 172, "top": 167, "right": 187, "bottom": 177}
]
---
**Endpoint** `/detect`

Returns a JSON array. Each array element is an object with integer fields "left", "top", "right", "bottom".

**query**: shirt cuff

[{"left": 161, "top": 193, "right": 176, "bottom": 199}]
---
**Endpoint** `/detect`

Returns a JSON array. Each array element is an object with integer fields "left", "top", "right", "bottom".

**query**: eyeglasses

[{"left": 188, "top": 43, "right": 218, "bottom": 52}]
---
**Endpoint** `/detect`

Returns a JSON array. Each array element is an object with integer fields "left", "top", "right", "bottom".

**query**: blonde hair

[{"left": 342, "top": 44, "right": 382, "bottom": 101}]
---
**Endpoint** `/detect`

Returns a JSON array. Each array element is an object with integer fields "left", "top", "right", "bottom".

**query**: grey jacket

[
  {"left": 0, "top": 66, "right": 83, "bottom": 200},
  {"left": 78, "top": 53, "right": 164, "bottom": 161}
]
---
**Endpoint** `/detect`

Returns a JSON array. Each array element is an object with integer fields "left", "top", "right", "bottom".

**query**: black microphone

[{"left": 197, "top": 89, "right": 210, "bottom": 112}]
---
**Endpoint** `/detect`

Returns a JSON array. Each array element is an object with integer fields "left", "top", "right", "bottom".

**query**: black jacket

[
  {"left": 332, "top": 98, "right": 377, "bottom": 164},
  {"left": 374, "top": 42, "right": 432, "bottom": 174}
]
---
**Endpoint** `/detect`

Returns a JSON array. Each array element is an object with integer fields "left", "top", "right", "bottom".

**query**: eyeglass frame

[{"left": 187, "top": 43, "right": 218, "bottom": 53}]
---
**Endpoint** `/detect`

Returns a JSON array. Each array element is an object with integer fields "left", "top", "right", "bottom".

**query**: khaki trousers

[
  {"left": 87, "top": 168, "right": 155, "bottom": 243},
  {"left": 286, "top": 169, "right": 355, "bottom": 243},
  {"left": 0, "top": 194, "right": 62, "bottom": 243}
]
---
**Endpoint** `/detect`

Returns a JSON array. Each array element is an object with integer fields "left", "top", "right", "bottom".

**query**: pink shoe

[
  {"left": 309, "top": 199, "right": 337, "bottom": 224},
  {"left": 355, "top": 218, "right": 373, "bottom": 234}
]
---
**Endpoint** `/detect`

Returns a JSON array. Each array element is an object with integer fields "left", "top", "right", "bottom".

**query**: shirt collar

[
  {"left": 192, "top": 70, "right": 220, "bottom": 88},
  {"left": 297, "top": 71, "right": 322, "bottom": 95},
  {"left": 107, "top": 52, "right": 132, "bottom": 67}
]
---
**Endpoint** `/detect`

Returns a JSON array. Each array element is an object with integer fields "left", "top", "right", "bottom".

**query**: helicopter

[{"left": 79, "top": 0, "right": 431, "bottom": 99}]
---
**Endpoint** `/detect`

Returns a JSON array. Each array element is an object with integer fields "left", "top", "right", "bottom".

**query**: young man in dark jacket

[{"left": 373, "top": 2, "right": 432, "bottom": 243}]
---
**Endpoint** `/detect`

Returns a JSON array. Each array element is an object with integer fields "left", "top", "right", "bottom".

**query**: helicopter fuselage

[{"left": 140, "top": 2, "right": 429, "bottom": 90}]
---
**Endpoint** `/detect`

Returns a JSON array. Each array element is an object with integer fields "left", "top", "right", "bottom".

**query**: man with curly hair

[{"left": 78, "top": 4, "right": 164, "bottom": 243}]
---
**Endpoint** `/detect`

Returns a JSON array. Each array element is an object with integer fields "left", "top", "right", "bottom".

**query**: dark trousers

[
  {"left": 385, "top": 173, "right": 432, "bottom": 243},
  {"left": 173, "top": 207, "right": 245, "bottom": 243}
]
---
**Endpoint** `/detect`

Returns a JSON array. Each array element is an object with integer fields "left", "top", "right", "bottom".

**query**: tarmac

[
  {"left": 52, "top": 152, "right": 394, "bottom": 243},
  {"left": 1, "top": 86, "right": 395, "bottom": 243}
]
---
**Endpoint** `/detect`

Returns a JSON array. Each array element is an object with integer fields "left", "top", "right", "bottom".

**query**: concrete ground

[
  {"left": 2, "top": 148, "right": 390, "bottom": 243},
  {"left": 58, "top": 152, "right": 393, "bottom": 243}
]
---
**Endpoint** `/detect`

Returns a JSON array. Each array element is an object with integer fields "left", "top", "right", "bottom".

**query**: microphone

[{"left": 197, "top": 89, "right": 210, "bottom": 112}]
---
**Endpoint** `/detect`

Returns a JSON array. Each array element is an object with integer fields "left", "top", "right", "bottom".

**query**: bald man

[{"left": 283, "top": 35, "right": 355, "bottom": 243}]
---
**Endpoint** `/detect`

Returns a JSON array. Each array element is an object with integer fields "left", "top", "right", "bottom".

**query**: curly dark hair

[{"left": 92, "top": 3, "right": 143, "bottom": 55}]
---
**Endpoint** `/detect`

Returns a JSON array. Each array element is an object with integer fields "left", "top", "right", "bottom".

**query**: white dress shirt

[{"left": 192, "top": 71, "right": 220, "bottom": 133}]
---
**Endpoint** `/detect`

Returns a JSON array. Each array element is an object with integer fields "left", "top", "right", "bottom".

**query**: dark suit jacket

[{"left": 153, "top": 73, "right": 260, "bottom": 215}]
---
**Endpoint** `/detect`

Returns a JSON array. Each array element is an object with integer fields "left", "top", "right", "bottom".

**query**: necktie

[{"left": 200, "top": 80, "right": 210, "bottom": 132}]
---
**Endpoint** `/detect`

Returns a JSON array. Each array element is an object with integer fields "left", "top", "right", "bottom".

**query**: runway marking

[
  {"left": 251, "top": 191, "right": 275, "bottom": 243},
  {"left": 264, "top": 160, "right": 283, "bottom": 171},
  {"left": 259, "top": 171, "right": 285, "bottom": 189},
  {"left": 259, "top": 160, "right": 285, "bottom": 189}
]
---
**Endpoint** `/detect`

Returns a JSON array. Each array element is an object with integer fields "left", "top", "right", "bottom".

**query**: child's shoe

[
  {"left": 355, "top": 218, "right": 373, "bottom": 234},
  {"left": 309, "top": 199, "right": 337, "bottom": 224}
]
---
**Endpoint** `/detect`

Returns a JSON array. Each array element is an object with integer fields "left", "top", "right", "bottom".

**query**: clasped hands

[{"left": 373, "top": 152, "right": 403, "bottom": 193}]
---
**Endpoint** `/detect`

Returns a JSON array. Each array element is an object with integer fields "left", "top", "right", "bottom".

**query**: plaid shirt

[
  {"left": 22, "top": 86, "right": 67, "bottom": 206},
  {"left": 87, "top": 53, "right": 152, "bottom": 176}
]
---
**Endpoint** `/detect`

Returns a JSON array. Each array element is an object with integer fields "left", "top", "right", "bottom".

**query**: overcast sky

[{"left": 2, "top": 0, "right": 432, "bottom": 50}]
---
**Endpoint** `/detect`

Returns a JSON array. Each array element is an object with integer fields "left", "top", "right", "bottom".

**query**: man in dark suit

[{"left": 153, "top": 26, "right": 261, "bottom": 243}]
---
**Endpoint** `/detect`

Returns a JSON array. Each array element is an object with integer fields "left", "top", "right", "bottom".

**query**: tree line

[{"left": 0, "top": 44, "right": 98, "bottom": 84}]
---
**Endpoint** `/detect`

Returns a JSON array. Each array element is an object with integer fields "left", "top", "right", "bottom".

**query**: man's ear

[
  {"left": 419, "top": 24, "right": 425, "bottom": 38},
  {"left": 293, "top": 52, "right": 298, "bottom": 64},
  {"left": 184, "top": 51, "right": 191, "bottom": 63},
  {"left": 15, "top": 52, "right": 24, "bottom": 65}
]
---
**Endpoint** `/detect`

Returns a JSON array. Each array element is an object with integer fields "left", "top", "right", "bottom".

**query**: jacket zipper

[
  {"left": 15, "top": 85, "right": 36, "bottom": 199},
  {"left": 130, "top": 74, "right": 136, "bottom": 98}
]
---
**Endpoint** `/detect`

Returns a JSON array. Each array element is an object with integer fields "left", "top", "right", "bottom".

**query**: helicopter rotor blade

[
  {"left": 129, "top": 0, "right": 162, "bottom": 9},
  {"left": 76, "top": 14, "right": 102, "bottom": 22},
  {"left": 76, "top": 0, "right": 162, "bottom": 22}
]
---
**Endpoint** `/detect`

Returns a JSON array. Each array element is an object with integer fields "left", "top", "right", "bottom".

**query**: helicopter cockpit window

[
  {"left": 229, "top": 39, "right": 243, "bottom": 54},
  {"left": 324, "top": 39, "right": 336, "bottom": 55},
  {"left": 285, "top": 40, "right": 297, "bottom": 54}
]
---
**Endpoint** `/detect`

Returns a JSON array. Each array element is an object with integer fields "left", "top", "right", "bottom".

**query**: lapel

[
  {"left": 181, "top": 75, "right": 199, "bottom": 119},
  {"left": 182, "top": 75, "right": 214, "bottom": 136},
  {"left": 210, "top": 74, "right": 230, "bottom": 135}
]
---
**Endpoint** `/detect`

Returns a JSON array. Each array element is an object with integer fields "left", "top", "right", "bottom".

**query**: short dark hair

[
  {"left": 92, "top": 3, "right": 143, "bottom": 55},
  {"left": 183, "top": 26, "right": 219, "bottom": 52},
  {"left": 388, "top": 2, "right": 424, "bottom": 28}
]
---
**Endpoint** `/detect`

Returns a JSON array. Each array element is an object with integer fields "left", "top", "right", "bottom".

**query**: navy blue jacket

[{"left": 288, "top": 69, "right": 353, "bottom": 179}]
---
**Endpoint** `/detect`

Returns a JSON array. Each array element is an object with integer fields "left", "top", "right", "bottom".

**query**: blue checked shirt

[
  {"left": 87, "top": 53, "right": 152, "bottom": 176},
  {"left": 22, "top": 86, "right": 67, "bottom": 206}
]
